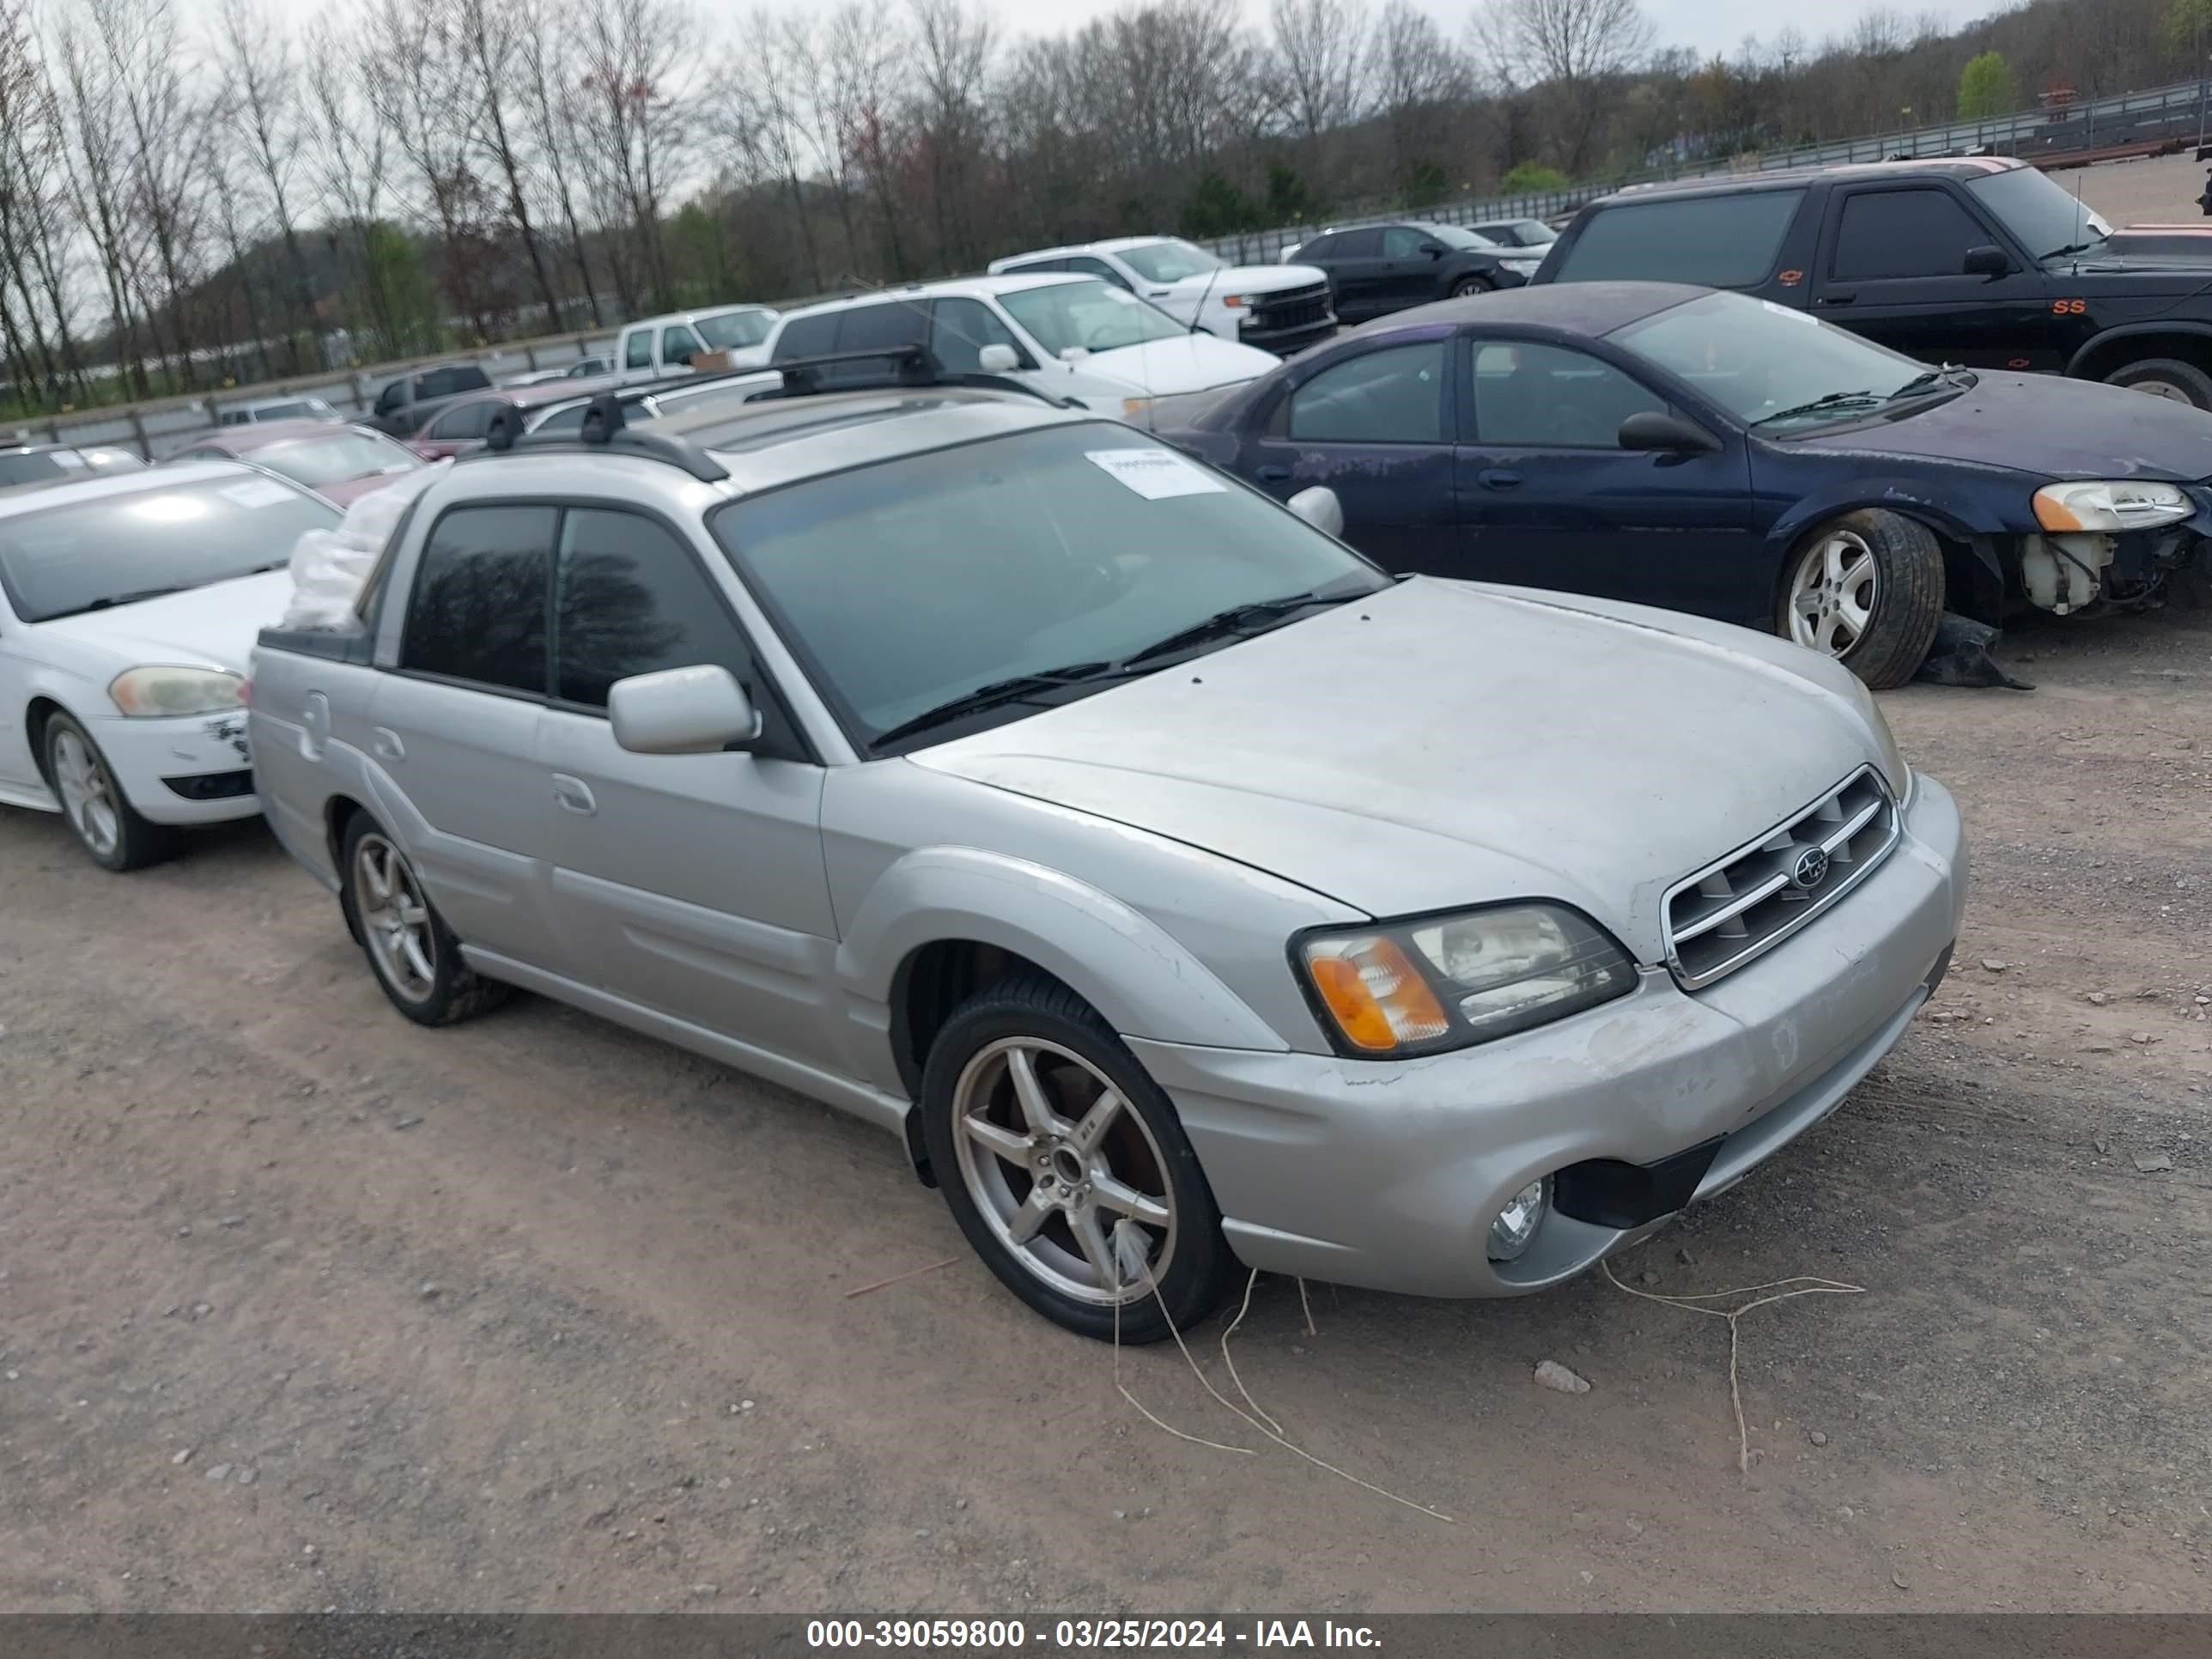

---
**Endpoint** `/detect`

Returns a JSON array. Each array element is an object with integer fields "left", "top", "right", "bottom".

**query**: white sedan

[{"left": 0, "top": 462, "right": 339, "bottom": 869}]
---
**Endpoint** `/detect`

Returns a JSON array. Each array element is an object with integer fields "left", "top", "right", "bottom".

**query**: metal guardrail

[{"left": 1202, "top": 76, "right": 2212, "bottom": 265}]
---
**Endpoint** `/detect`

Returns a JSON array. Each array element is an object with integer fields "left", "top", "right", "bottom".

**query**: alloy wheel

[
  {"left": 353, "top": 832, "right": 437, "bottom": 1003},
  {"left": 1787, "top": 529, "right": 1881, "bottom": 658},
  {"left": 52, "top": 729, "right": 120, "bottom": 860},
  {"left": 950, "top": 1036, "right": 1177, "bottom": 1307}
]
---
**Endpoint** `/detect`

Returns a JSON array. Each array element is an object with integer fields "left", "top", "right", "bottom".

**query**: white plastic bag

[{"left": 279, "top": 458, "right": 449, "bottom": 629}]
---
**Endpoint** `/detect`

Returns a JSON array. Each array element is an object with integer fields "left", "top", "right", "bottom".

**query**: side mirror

[
  {"left": 1422, "top": 243, "right": 1446, "bottom": 259},
  {"left": 1962, "top": 244, "right": 2012, "bottom": 276},
  {"left": 609, "top": 665, "right": 761, "bottom": 756},
  {"left": 1619, "top": 410, "right": 1719, "bottom": 454},
  {"left": 1287, "top": 485, "right": 1345, "bottom": 538},
  {"left": 977, "top": 343, "right": 1019, "bottom": 374},
  {"left": 1059, "top": 346, "right": 1091, "bottom": 364}
]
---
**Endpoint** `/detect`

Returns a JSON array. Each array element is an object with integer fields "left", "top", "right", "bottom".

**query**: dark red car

[
  {"left": 405, "top": 378, "right": 624, "bottom": 459},
  {"left": 168, "top": 421, "right": 425, "bottom": 507}
]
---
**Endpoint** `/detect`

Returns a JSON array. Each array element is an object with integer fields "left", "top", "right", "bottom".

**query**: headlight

[
  {"left": 108, "top": 665, "right": 245, "bottom": 718},
  {"left": 2033, "top": 480, "right": 2191, "bottom": 532},
  {"left": 1297, "top": 902, "right": 1638, "bottom": 1057},
  {"left": 1501, "top": 257, "right": 1543, "bottom": 273}
]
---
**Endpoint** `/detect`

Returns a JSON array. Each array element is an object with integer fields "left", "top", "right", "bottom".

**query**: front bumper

[
  {"left": 1129, "top": 774, "right": 1966, "bottom": 1299},
  {"left": 88, "top": 709, "right": 261, "bottom": 826}
]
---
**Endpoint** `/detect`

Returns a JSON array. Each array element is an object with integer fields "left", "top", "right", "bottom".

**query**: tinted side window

[
  {"left": 928, "top": 298, "right": 1022, "bottom": 373},
  {"left": 553, "top": 508, "right": 758, "bottom": 709},
  {"left": 624, "top": 330, "right": 654, "bottom": 369},
  {"left": 534, "top": 404, "right": 587, "bottom": 434},
  {"left": 1000, "top": 257, "right": 1062, "bottom": 275},
  {"left": 837, "top": 302, "right": 929, "bottom": 353},
  {"left": 1554, "top": 190, "right": 1805, "bottom": 288},
  {"left": 401, "top": 506, "right": 556, "bottom": 693},
  {"left": 1297, "top": 234, "right": 1336, "bottom": 259},
  {"left": 1287, "top": 341, "right": 1449, "bottom": 442},
  {"left": 1469, "top": 341, "right": 1663, "bottom": 448},
  {"left": 771, "top": 313, "right": 842, "bottom": 362},
  {"left": 429, "top": 400, "right": 494, "bottom": 440},
  {"left": 661, "top": 324, "right": 703, "bottom": 364},
  {"left": 1061, "top": 256, "right": 1131, "bottom": 290},
  {"left": 1334, "top": 229, "right": 1382, "bottom": 258},
  {"left": 374, "top": 381, "right": 404, "bottom": 415},
  {"left": 1382, "top": 227, "right": 1431, "bottom": 258},
  {"left": 422, "top": 368, "right": 470, "bottom": 398},
  {"left": 1832, "top": 188, "right": 1990, "bottom": 280}
]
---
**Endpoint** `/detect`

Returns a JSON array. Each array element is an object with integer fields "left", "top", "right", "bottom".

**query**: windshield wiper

[
  {"left": 1753, "top": 390, "right": 1886, "bottom": 428},
  {"left": 1120, "top": 590, "right": 1351, "bottom": 666},
  {"left": 869, "top": 661, "right": 1134, "bottom": 750},
  {"left": 82, "top": 584, "right": 192, "bottom": 611},
  {"left": 2039, "top": 239, "right": 2106, "bottom": 261},
  {"left": 1885, "top": 366, "right": 1967, "bottom": 400}
]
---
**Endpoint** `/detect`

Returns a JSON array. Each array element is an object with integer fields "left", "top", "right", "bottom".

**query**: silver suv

[{"left": 248, "top": 367, "right": 1966, "bottom": 1341}]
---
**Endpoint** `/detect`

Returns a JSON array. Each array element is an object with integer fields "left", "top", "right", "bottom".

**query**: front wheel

[
  {"left": 45, "top": 713, "right": 177, "bottom": 872},
  {"left": 1776, "top": 509, "right": 1945, "bottom": 690},
  {"left": 2103, "top": 357, "right": 2212, "bottom": 409},
  {"left": 1449, "top": 274, "right": 1493, "bottom": 299},
  {"left": 918, "top": 974, "right": 1237, "bottom": 1343},
  {"left": 337, "top": 812, "right": 508, "bottom": 1027}
]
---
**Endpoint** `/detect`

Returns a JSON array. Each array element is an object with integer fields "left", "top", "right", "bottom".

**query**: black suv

[
  {"left": 1534, "top": 158, "right": 2212, "bottom": 409},
  {"left": 364, "top": 361, "right": 494, "bottom": 437},
  {"left": 1290, "top": 222, "right": 1544, "bottom": 324}
]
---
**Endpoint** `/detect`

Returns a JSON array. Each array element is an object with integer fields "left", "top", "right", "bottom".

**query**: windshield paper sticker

[
  {"left": 219, "top": 479, "right": 296, "bottom": 508},
  {"left": 1086, "top": 448, "right": 1226, "bottom": 501}
]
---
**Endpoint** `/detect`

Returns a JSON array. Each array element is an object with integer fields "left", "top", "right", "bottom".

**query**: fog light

[{"left": 1487, "top": 1177, "right": 1549, "bottom": 1263}]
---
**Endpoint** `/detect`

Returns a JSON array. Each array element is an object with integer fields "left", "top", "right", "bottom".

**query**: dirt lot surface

[
  {"left": 2076, "top": 151, "right": 2212, "bottom": 225},
  {"left": 3, "top": 606, "right": 2209, "bottom": 1616}
]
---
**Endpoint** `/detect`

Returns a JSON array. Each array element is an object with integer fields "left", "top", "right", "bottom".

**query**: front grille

[
  {"left": 162, "top": 769, "right": 255, "bottom": 802},
  {"left": 1245, "top": 283, "right": 1332, "bottom": 333},
  {"left": 1663, "top": 767, "right": 1899, "bottom": 990}
]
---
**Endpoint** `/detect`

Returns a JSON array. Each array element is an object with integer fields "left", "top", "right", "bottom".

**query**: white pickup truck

[
  {"left": 613, "top": 305, "right": 780, "bottom": 383},
  {"left": 988, "top": 237, "right": 1336, "bottom": 355}
]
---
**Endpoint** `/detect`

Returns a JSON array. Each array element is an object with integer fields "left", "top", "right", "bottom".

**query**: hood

[
  {"left": 33, "top": 569, "right": 293, "bottom": 678},
  {"left": 1078, "top": 331, "right": 1282, "bottom": 396},
  {"left": 318, "top": 469, "right": 417, "bottom": 507},
  {"left": 1792, "top": 371, "right": 2212, "bottom": 481},
  {"left": 1168, "top": 264, "right": 1328, "bottom": 296},
  {"left": 910, "top": 579, "right": 1891, "bottom": 960}
]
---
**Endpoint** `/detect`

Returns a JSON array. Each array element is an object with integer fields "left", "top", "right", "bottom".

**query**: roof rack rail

[
  {"left": 750, "top": 343, "right": 1066, "bottom": 409},
  {"left": 479, "top": 392, "right": 730, "bottom": 482}
]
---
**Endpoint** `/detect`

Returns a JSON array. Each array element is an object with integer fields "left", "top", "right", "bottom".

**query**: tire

[
  {"left": 2102, "top": 356, "right": 2212, "bottom": 409},
  {"left": 918, "top": 972, "right": 1237, "bottom": 1344},
  {"left": 1775, "top": 508, "right": 1945, "bottom": 690},
  {"left": 337, "top": 811, "right": 508, "bottom": 1027},
  {"left": 1449, "top": 274, "right": 1493, "bottom": 299},
  {"left": 43, "top": 713, "right": 179, "bottom": 872}
]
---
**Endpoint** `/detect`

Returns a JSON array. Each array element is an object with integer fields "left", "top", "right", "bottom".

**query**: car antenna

[{"left": 1187, "top": 251, "right": 1225, "bottom": 337}]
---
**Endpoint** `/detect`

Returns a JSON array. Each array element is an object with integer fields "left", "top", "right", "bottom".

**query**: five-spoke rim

[
  {"left": 52, "top": 729, "right": 119, "bottom": 859},
  {"left": 951, "top": 1037, "right": 1176, "bottom": 1307},
  {"left": 354, "top": 833, "right": 437, "bottom": 1002},
  {"left": 1787, "top": 530, "right": 1880, "bottom": 658}
]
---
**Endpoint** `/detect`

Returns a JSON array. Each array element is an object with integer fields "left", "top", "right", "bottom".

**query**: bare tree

[
  {"left": 518, "top": 0, "right": 605, "bottom": 326},
  {"left": 211, "top": 0, "right": 323, "bottom": 372},
  {"left": 456, "top": 0, "right": 565, "bottom": 331},
  {"left": 1369, "top": 0, "right": 1466, "bottom": 193},
  {"left": 908, "top": 0, "right": 994, "bottom": 271},
  {"left": 302, "top": 14, "right": 396, "bottom": 356},
  {"left": 1474, "top": 0, "right": 1657, "bottom": 173},
  {"left": 54, "top": 13, "right": 154, "bottom": 395},
  {"left": 573, "top": 0, "right": 698, "bottom": 313},
  {"left": 1268, "top": 0, "right": 1370, "bottom": 191}
]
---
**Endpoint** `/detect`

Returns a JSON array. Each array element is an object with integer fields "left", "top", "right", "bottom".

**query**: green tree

[
  {"left": 2167, "top": 0, "right": 2212, "bottom": 56},
  {"left": 1400, "top": 160, "right": 1450, "bottom": 210},
  {"left": 669, "top": 202, "right": 735, "bottom": 309},
  {"left": 1179, "top": 172, "right": 1261, "bottom": 239},
  {"left": 1265, "top": 163, "right": 1326, "bottom": 225},
  {"left": 1500, "top": 161, "right": 1571, "bottom": 195},
  {"left": 1956, "top": 52, "right": 2021, "bottom": 121},
  {"left": 359, "top": 223, "right": 441, "bottom": 361}
]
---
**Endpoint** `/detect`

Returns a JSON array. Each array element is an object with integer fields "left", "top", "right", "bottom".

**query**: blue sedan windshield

[{"left": 1613, "top": 291, "right": 1939, "bottom": 429}]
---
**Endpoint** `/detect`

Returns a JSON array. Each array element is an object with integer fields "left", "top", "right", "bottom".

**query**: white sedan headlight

[
  {"left": 1500, "top": 256, "right": 1545, "bottom": 273},
  {"left": 1297, "top": 903, "right": 1638, "bottom": 1057},
  {"left": 2032, "top": 480, "right": 2191, "bottom": 533},
  {"left": 108, "top": 665, "right": 244, "bottom": 718}
]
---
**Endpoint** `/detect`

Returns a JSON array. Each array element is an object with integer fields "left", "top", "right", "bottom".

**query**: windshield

[
  {"left": 1115, "top": 240, "right": 1225, "bottom": 283},
  {"left": 1614, "top": 290, "right": 1947, "bottom": 429},
  {"left": 0, "top": 448, "right": 141, "bottom": 488},
  {"left": 1967, "top": 167, "right": 2111, "bottom": 259},
  {"left": 254, "top": 431, "right": 421, "bottom": 489},
  {"left": 255, "top": 401, "right": 322, "bottom": 421},
  {"left": 0, "top": 477, "right": 338, "bottom": 623},
  {"left": 711, "top": 424, "right": 1386, "bottom": 749},
  {"left": 1000, "top": 279, "right": 1188, "bottom": 357},
  {"left": 696, "top": 310, "right": 773, "bottom": 350},
  {"left": 1488, "top": 220, "right": 1557, "bottom": 246},
  {"left": 1431, "top": 224, "right": 1501, "bottom": 250}
]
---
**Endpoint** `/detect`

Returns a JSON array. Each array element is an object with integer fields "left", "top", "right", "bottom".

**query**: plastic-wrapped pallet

[{"left": 278, "top": 459, "right": 448, "bottom": 629}]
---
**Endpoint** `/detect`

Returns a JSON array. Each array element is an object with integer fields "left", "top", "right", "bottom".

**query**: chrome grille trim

[{"left": 1663, "top": 766, "right": 1899, "bottom": 991}]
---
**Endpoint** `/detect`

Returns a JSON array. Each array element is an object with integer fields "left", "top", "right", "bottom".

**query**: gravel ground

[
  {"left": 2075, "top": 152, "right": 2212, "bottom": 225},
  {"left": 1, "top": 603, "right": 2208, "bottom": 1616}
]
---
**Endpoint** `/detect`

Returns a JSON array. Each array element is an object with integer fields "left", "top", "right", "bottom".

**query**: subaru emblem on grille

[{"left": 1789, "top": 846, "right": 1830, "bottom": 890}]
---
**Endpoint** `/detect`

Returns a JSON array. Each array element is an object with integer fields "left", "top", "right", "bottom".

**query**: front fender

[
  {"left": 836, "top": 845, "right": 1291, "bottom": 1054},
  {"left": 1763, "top": 474, "right": 2014, "bottom": 613}
]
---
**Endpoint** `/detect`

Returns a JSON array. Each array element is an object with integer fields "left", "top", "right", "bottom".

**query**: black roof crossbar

[
  {"left": 477, "top": 388, "right": 729, "bottom": 482},
  {"left": 748, "top": 343, "right": 1069, "bottom": 409}
]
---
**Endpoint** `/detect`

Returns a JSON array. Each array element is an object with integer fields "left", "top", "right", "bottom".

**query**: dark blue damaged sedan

[{"left": 1159, "top": 281, "right": 2212, "bottom": 687}]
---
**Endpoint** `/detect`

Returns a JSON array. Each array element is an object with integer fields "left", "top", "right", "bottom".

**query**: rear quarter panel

[{"left": 248, "top": 641, "right": 381, "bottom": 891}]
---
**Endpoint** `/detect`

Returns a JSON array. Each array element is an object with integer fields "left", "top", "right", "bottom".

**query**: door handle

[
  {"left": 1477, "top": 469, "right": 1523, "bottom": 490},
  {"left": 551, "top": 774, "right": 597, "bottom": 816},
  {"left": 1256, "top": 464, "right": 1291, "bottom": 482},
  {"left": 370, "top": 726, "right": 404, "bottom": 761},
  {"left": 1815, "top": 292, "right": 1856, "bottom": 307}
]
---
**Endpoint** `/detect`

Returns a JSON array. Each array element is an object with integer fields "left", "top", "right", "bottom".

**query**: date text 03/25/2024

[{"left": 805, "top": 1620, "right": 1382, "bottom": 1650}]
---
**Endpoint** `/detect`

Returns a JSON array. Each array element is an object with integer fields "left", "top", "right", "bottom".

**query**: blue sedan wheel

[{"left": 1778, "top": 509, "right": 1945, "bottom": 690}]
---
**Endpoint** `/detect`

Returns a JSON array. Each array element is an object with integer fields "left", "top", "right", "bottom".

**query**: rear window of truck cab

[{"left": 1553, "top": 189, "right": 1807, "bottom": 289}]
